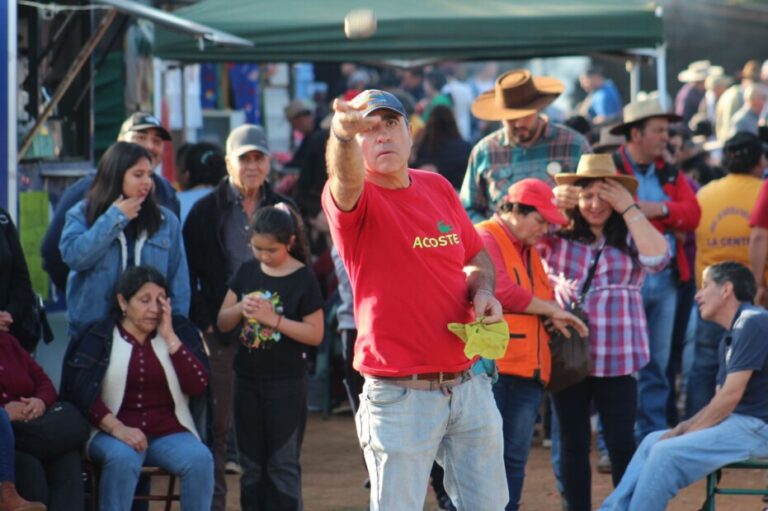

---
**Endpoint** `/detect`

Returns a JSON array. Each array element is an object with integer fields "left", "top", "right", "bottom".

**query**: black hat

[
  {"left": 119, "top": 112, "right": 172, "bottom": 141},
  {"left": 724, "top": 131, "right": 765, "bottom": 160}
]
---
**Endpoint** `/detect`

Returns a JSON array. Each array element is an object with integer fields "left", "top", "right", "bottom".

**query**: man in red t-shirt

[{"left": 322, "top": 89, "right": 508, "bottom": 510}]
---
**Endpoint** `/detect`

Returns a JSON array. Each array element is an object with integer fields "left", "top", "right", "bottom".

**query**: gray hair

[{"left": 705, "top": 261, "right": 757, "bottom": 303}]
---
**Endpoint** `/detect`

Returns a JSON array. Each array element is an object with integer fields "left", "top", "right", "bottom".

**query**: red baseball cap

[{"left": 504, "top": 178, "right": 568, "bottom": 226}]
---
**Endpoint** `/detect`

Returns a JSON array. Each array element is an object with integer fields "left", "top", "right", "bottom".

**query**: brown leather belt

[{"left": 363, "top": 370, "right": 472, "bottom": 391}]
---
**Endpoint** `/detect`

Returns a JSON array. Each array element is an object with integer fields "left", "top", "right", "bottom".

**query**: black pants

[
  {"left": 207, "top": 333, "right": 239, "bottom": 511},
  {"left": 553, "top": 375, "right": 637, "bottom": 511},
  {"left": 235, "top": 376, "right": 307, "bottom": 511},
  {"left": 15, "top": 449, "right": 84, "bottom": 511}
]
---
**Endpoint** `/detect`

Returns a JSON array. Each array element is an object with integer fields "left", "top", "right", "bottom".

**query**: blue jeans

[
  {"left": 637, "top": 268, "right": 678, "bottom": 441},
  {"left": 550, "top": 399, "right": 564, "bottom": 494},
  {"left": 492, "top": 375, "right": 543, "bottom": 511},
  {"left": 0, "top": 408, "right": 14, "bottom": 482},
  {"left": 89, "top": 431, "right": 214, "bottom": 511},
  {"left": 685, "top": 311, "right": 725, "bottom": 418},
  {"left": 357, "top": 373, "right": 508, "bottom": 511},
  {"left": 599, "top": 414, "right": 768, "bottom": 511}
]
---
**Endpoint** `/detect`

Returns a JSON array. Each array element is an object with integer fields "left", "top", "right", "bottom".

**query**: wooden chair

[
  {"left": 703, "top": 458, "right": 768, "bottom": 510},
  {"left": 84, "top": 461, "right": 180, "bottom": 511}
]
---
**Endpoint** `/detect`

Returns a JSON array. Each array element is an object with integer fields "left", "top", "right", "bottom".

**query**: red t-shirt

[
  {"left": 322, "top": 169, "right": 483, "bottom": 377},
  {"left": 750, "top": 180, "right": 768, "bottom": 229}
]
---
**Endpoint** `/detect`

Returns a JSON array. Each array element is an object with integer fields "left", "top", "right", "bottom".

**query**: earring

[{"left": 121, "top": 309, "right": 126, "bottom": 317}]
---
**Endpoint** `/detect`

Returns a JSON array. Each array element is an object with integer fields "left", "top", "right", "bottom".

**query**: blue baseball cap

[{"left": 351, "top": 89, "right": 408, "bottom": 118}]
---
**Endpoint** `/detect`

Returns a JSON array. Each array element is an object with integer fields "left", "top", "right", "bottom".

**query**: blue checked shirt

[{"left": 460, "top": 122, "right": 591, "bottom": 223}]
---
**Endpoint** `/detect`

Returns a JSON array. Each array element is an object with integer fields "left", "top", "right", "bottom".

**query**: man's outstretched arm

[{"left": 325, "top": 99, "right": 379, "bottom": 211}]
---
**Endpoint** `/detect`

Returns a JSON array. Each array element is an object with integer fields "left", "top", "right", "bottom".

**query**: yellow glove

[{"left": 447, "top": 319, "right": 509, "bottom": 360}]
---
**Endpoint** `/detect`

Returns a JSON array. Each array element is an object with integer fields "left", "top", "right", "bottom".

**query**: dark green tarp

[{"left": 154, "top": 0, "right": 663, "bottom": 62}]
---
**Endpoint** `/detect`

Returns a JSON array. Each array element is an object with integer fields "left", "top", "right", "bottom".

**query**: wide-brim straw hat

[
  {"left": 555, "top": 154, "right": 638, "bottom": 195},
  {"left": 678, "top": 60, "right": 711, "bottom": 83},
  {"left": 609, "top": 97, "right": 682, "bottom": 135},
  {"left": 471, "top": 69, "right": 564, "bottom": 121}
]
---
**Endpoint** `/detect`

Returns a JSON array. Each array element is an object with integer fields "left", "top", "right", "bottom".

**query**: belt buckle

[{"left": 438, "top": 371, "right": 447, "bottom": 385}]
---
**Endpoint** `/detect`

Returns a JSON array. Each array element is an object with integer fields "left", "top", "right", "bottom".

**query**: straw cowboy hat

[
  {"left": 555, "top": 154, "right": 638, "bottom": 195},
  {"left": 471, "top": 69, "right": 564, "bottom": 121},
  {"left": 678, "top": 60, "right": 711, "bottom": 83},
  {"left": 609, "top": 97, "right": 682, "bottom": 135}
]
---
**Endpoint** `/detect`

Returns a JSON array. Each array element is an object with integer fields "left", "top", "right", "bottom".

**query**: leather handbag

[
  {"left": 547, "top": 248, "right": 602, "bottom": 393},
  {"left": 12, "top": 401, "right": 90, "bottom": 460}
]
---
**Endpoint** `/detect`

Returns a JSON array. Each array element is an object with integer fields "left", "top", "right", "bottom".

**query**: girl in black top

[{"left": 217, "top": 204, "right": 323, "bottom": 511}]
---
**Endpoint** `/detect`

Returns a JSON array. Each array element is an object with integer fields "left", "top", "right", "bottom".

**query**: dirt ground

[{"left": 148, "top": 412, "right": 767, "bottom": 510}]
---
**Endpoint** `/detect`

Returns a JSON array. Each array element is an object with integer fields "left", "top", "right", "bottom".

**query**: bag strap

[{"left": 579, "top": 246, "right": 604, "bottom": 302}]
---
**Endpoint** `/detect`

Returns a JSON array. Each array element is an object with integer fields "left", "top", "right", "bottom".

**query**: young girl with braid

[{"left": 217, "top": 204, "right": 324, "bottom": 511}]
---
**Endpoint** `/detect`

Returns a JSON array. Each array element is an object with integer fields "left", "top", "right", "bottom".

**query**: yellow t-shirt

[{"left": 695, "top": 173, "right": 763, "bottom": 288}]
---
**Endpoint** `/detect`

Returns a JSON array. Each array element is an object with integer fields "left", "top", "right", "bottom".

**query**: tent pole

[
  {"left": 627, "top": 59, "right": 641, "bottom": 102},
  {"left": 656, "top": 43, "right": 668, "bottom": 110},
  {"left": 4, "top": 0, "right": 18, "bottom": 215}
]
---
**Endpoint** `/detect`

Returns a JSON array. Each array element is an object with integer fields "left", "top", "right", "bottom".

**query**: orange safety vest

[{"left": 477, "top": 220, "right": 553, "bottom": 385}]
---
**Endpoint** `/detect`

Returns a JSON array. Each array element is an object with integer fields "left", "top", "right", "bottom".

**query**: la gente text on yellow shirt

[{"left": 412, "top": 234, "right": 461, "bottom": 249}]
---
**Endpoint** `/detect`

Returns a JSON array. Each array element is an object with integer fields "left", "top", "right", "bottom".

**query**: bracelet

[
  {"left": 331, "top": 125, "right": 353, "bottom": 143},
  {"left": 475, "top": 289, "right": 494, "bottom": 297},
  {"left": 621, "top": 203, "right": 640, "bottom": 216},
  {"left": 274, "top": 315, "right": 283, "bottom": 331},
  {"left": 626, "top": 214, "right": 645, "bottom": 224},
  {"left": 168, "top": 341, "right": 182, "bottom": 354}
]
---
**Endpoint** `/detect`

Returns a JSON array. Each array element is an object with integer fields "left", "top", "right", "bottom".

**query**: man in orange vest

[{"left": 476, "top": 178, "right": 588, "bottom": 511}]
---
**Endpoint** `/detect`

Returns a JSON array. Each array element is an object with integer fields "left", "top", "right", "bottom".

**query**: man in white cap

[
  {"left": 460, "top": 69, "right": 591, "bottom": 222},
  {"left": 676, "top": 60, "right": 711, "bottom": 125},
  {"left": 183, "top": 124, "right": 293, "bottom": 511},
  {"left": 323, "top": 89, "right": 508, "bottom": 510},
  {"left": 609, "top": 98, "right": 701, "bottom": 443}
]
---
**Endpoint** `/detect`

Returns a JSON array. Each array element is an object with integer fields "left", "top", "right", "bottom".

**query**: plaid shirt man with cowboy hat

[{"left": 460, "top": 69, "right": 592, "bottom": 223}]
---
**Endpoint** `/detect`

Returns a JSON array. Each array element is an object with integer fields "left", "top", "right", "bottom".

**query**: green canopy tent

[{"left": 154, "top": 0, "right": 664, "bottom": 63}]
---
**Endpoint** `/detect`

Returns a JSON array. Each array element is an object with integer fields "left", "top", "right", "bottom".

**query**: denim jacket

[
  {"left": 60, "top": 200, "right": 190, "bottom": 336},
  {"left": 59, "top": 315, "right": 213, "bottom": 448}
]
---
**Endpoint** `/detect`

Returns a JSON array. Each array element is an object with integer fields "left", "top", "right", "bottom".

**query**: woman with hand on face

[
  {"left": 539, "top": 154, "right": 669, "bottom": 511},
  {"left": 61, "top": 266, "right": 213, "bottom": 511},
  {"left": 60, "top": 142, "right": 190, "bottom": 338}
]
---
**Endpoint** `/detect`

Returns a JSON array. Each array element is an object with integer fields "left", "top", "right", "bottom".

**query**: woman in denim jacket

[{"left": 60, "top": 142, "right": 190, "bottom": 337}]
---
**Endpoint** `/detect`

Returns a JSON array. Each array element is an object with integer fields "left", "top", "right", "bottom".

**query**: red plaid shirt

[{"left": 538, "top": 235, "right": 669, "bottom": 377}]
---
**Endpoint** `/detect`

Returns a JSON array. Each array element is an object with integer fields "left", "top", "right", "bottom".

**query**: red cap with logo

[{"left": 504, "top": 178, "right": 568, "bottom": 226}]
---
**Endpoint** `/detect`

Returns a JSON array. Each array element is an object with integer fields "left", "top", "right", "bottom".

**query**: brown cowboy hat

[
  {"left": 471, "top": 69, "right": 564, "bottom": 121},
  {"left": 555, "top": 154, "right": 638, "bottom": 195},
  {"left": 609, "top": 97, "right": 682, "bottom": 135}
]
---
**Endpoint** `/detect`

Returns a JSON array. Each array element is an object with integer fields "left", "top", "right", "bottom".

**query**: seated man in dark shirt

[{"left": 600, "top": 261, "right": 768, "bottom": 511}]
